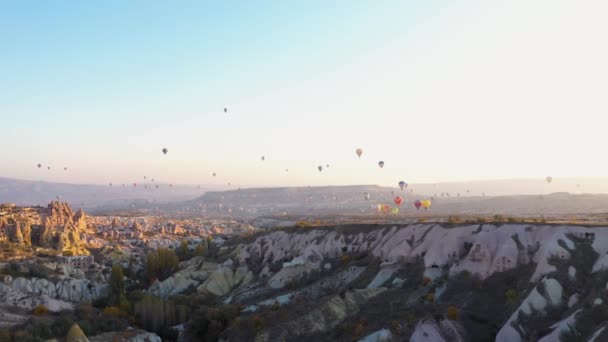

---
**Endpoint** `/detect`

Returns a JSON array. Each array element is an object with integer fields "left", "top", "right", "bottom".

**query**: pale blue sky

[{"left": 2, "top": 1, "right": 608, "bottom": 188}]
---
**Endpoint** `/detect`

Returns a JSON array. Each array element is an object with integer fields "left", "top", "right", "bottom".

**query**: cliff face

[{"left": 210, "top": 223, "right": 608, "bottom": 341}]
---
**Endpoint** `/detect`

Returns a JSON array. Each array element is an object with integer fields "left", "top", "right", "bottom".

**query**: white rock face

[
  {"left": 368, "top": 264, "right": 399, "bottom": 289},
  {"left": 197, "top": 265, "right": 253, "bottom": 296},
  {"left": 8, "top": 277, "right": 106, "bottom": 303},
  {"left": 89, "top": 328, "right": 161, "bottom": 342},
  {"left": 268, "top": 262, "right": 317, "bottom": 289},
  {"left": 237, "top": 224, "right": 599, "bottom": 283},
  {"left": 410, "top": 320, "right": 446, "bottom": 342},
  {"left": 496, "top": 278, "right": 563, "bottom": 342},
  {"left": 567, "top": 294, "right": 580, "bottom": 308},
  {"left": 0, "top": 283, "right": 73, "bottom": 312}
]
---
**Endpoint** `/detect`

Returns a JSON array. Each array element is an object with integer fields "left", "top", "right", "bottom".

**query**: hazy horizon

[{"left": 2, "top": 1, "right": 608, "bottom": 188}]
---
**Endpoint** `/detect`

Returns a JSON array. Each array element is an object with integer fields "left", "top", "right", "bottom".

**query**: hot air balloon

[
  {"left": 261, "top": 156, "right": 265, "bottom": 161},
  {"left": 378, "top": 161, "right": 385, "bottom": 168},
  {"left": 326, "top": 164, "right": 330, "bottom": 168},
  {"left": 213, "top": 173, "right": 216, "bottom": 177},
  {"left": 422, "top": 199, "right": 431, "bottom": 210},
  {"left": 47, "top": 166, "right": 51, "bottom": 170},
  {"left": 162, "top": 148, "right": 168, "bottom": 155},
  {"left": 133, "top": 183, "right": 137, "bottom": 187},
  {"left": 64, "top": 167, "right": 67, "bottom": 171},
  {"left": 394, "top": 196, "right": 403, "bottom": 206},
  {"left": 414, "top": 200, "right": 422, "bottom": 210},
  {"left": 285, "top": 169, "right": 289, "bottom": 172},
  {"left": 109, "top": 183, "right": 112, "bottom": 187},
  {"left": 399, "top": 181, "right": 407, "bottom": 190},
  {"left": 37, "top": 163, "right": 42, "bottom": 168},
  {"left": 391, "top": 207, "right": 399, "bottom": 215},
  {"left": 224, "top": 107, "right": 228, "bottom": 113},
  {"left": 364, "top": 192, "right": 370, "bottom": 200},
  {"left": 356, "top": 148, "right": 363, "bottom": 158},
  {"left": 318, "top": 165, "right": 323, "bottom": 172},
  {"left": 546, "top": 176, "right": 553, "bottom": 183}
]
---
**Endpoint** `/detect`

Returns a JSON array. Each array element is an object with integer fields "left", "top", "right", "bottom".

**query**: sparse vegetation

[{"left": 32, "top": 304, "right": 49, "bottom": 316}]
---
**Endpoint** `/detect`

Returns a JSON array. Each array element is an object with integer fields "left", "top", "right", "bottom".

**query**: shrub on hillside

[
  {"left": 295, "top": 220, "right": 312, "bottom": 228},
  {"left": 446, "top": 306, "right": 459, "bottom": 320},
  {"left": 32, "top": 304, "right": 49, "bottom": 316},
  {"left": 505, "top": 289, "right": 517, "bottom": 304},
  {"left": 448, "top": 216, "right": 461, "bottom": 224}
]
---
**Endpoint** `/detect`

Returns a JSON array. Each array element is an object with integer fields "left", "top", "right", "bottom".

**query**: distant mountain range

[
  {"left": 4, "top": 177, "right": 608, "bottom": 216},
  {"left": 0, "top": 177, "right": 213, "bottom": 210},
  {"left": 185, "top": 185, "right": 608, "bottom": 217}
]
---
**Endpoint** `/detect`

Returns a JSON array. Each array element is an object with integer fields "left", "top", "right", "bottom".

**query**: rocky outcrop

[
  {"left": 0, "top": 282, "right": 73, "bottom": 312},
  {"left": 89, "top": 328, "right": 161, "bottom": 342},
  {"left": 198, "top": 264, "right": 253, "bottom": 296},
  {"left": 496, "top": 277, "right": 563, "bottom": 342},
  {"left": 46, "top": 201, "right": 75, "bottom": 226},
  {"left": 238, "top": 224, "right": 602, "bottom": 283},
  {"left": 9, "top": 277, "right": 107, "bottom": 303},
  {"left": 66, "top": 323, "right": 89, "bottom": 342},
  {"left": 255, "top": 288, "right": 386, "bottom": 341}
]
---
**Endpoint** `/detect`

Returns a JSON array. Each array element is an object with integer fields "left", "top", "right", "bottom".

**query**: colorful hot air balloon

[
  {"left": 318, "top": 165, "right": 323, "bottom": 172},
  {"left": 356, "top": 148, "right": 363, "bottom": 158},
  {"left": 546, "top": 176, "right": 553, "bottom": 183},
  {"left": 378, "top": 161, "right": 385, "bottom": 168},
  {"left": 394, "top": 196, "right": 403, "bottom": 206},
  {"left": 414, "top": 200, "right": 422, "bottom": 210},
  {"left": 422, "top": 199, "right": 431, "bottom": 210},
  {"left": 399, "top": 181, "right": 407, "bottom": 190},
  {"left": 162, "top": 148, "right": 168, "bottom": 155}
]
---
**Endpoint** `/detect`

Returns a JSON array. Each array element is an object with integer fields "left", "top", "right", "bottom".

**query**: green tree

[
  {"left": 145, "top": 248, "right": 179, "bottom": 282},
  {"left": 109, "top": 264, "right": 125, "bottom": 306},
  {"left": 178, "top": 240, "right": 190, "bottom": 261},
  {"left": 193, "top": 243, "right": 207, "bottom": 257}
]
